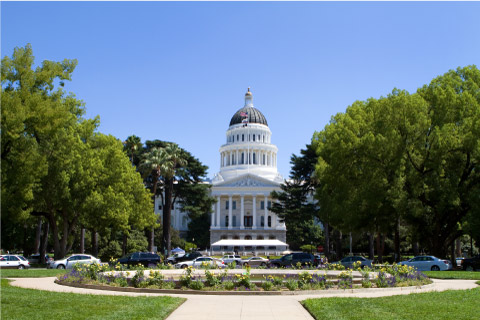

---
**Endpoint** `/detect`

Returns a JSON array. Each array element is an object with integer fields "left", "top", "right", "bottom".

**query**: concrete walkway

[{"left": 9, "top": 277, "right": 478, "bottom": 320}]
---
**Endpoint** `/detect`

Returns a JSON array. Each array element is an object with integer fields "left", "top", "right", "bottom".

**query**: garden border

[{"left": 54, "top": 279, "right": 435, "bottom": 296}]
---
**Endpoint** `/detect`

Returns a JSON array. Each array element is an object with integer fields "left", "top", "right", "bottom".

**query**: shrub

[
  {"left": 338, "top": 270, "right": 353, "bottom": 289},
  {"left": 223, "top": 280, "right": 235, "bottom": 290},
  {"left": 285, "top": 278, "right": 298, "bottom": 291},
  {"left": 262, "top": 280, "right": 274, "bottom": 291},
  {"left": 188, "top": 279, "right": 205, "bottom": 290}
]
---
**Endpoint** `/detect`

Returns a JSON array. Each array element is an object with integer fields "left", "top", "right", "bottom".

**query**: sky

[{"left": 2, "top": 1, "right": 480, "bottom": 179}]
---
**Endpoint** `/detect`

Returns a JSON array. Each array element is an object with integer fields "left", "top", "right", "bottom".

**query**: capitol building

[
  {"left": 209, "top": 89, "right": 288, "bottom": 254},
  {"left": 155, "top": 89, "right": 288, "bottom": 254}
]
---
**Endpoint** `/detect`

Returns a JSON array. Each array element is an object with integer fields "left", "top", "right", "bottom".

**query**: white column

[
  {"left": 252, "top": 195, "right": 257, "bottom": 229},
  {"left": 228, "top": 195, "right": 232, "bottom": 230},
  {"left": 269, "top": 153, "right": 273, "bottom": 167},
  {"left": 216, "top": 196, "right": 221, "bottom": 228},
  {"left": 240, "top": 195, "right": 245, "bottom": 229},
  {"left": 264, "top": 195, "right": 268, "bottom": 230},
  {"left": 236, "top": 150, "right": 239, "bottom": 165},
  {"left": 211, "top": 203, "right": 215, "bottom": 228}
]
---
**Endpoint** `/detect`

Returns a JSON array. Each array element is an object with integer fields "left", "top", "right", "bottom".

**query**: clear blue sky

[{"left": 2, "top": 1, "right": 480, "bottom": 179}]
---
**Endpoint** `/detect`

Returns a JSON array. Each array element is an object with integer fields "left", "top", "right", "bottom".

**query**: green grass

[
  {"left": 1, "top": 269, "right": 67, "bottom": 278},
  {"left": 303, "top": 287, "right": 480, "bottom": 320},
  {"left": 1, "top": 279, "right": 185, "bottom": 320},
  {"left": 423, "top": 271, "right": 480, "bottom": 280}
]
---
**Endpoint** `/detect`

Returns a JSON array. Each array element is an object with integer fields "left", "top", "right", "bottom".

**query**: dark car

[
  {"left": 116, "top": 252, "right": 161, "bottom": 267},
  {"left": 269, "top": 252, "right": 316, "bottom": 268},
  {"left": 166, "top": 251, "right": 202, "bottom": 265},
  {"left": 462, "top": 255, "right": 480, "bottom": 271}
]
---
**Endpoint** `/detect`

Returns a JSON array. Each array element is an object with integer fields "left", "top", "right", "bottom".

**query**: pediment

[{"left": 214, "top": 174, "right": 281, "bottom": 188}]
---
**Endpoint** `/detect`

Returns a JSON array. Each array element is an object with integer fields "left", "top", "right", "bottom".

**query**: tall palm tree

[
  {"left": 161, "top": 143, "right": 187, "bottom": 256},
  {"left": 139, "top": 147, "right": 171, "bottom": 252},
  {"left": 139, "top": 143, "right": 187, "bottom": 255}
]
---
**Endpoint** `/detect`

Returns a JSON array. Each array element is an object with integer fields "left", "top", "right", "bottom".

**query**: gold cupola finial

[{"left": 244, "top": 87, "right": 253, "bottom": 106}]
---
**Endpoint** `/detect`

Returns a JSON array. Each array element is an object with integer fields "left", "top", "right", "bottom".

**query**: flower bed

[{"left": 56, "top": 262, "right": 431, "bottom": 293}]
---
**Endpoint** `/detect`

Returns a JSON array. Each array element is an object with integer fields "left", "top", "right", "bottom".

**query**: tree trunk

[
  {"left": 450, "top": 241, "right": 456, "bottom": 267},
  {"left": 349, "top": 232, "right": 353, "bottom": 255},
  {"left": 34, "top": 217, "right": 42, "bottom": 254},
  {"left": 91, "top": 230, "right": 98, "bottom": 257},
  {"left": 413, "top": 241, "right": 419, "bottom": 256},
  {"left": 80, "top": 227, "right": 85, "bottom": 254},
  {"left": 122, "top": 233, "right": 128, "bottom": 256},
  {"left": 376, "top": 232, "right": 383, "bottom": 263},
  {"left": 163, "top": 177, "right": 173, "bottom": 257},
  {"left": 324, "top": 222, "right": 330, "bottom": 259},
  {"left": 335, "top": 229, "right": 343, "bottom": 260},
  {"left": 394, "top": 218, "right": 400, "bottom": 262},
  {"left": 39, "top": 220, "right": 49, "bottom": 265},
  {"left": 455, "top": 238, "right": 462, "bottom": 257},
  {"left": 368, "top": 232, "right": 374, "bottom": 260}
]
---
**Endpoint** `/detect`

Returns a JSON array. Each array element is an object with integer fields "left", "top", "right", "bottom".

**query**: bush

[
  {"left": 188, "top": 279, "right": 205, "bottom": 290},
  {"left": 285, "top": 278, "right": 298, "bottom": 291},
  {"left": 262, "top": 280, "right": 274, "bottom": 291},
  {"left": 223, "top": 280, "right": 235, "bottom": 290}
]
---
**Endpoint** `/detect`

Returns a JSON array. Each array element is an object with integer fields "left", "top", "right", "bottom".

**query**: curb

[{"left": 54, "top": 279, "right": 435, "bottom": 296}]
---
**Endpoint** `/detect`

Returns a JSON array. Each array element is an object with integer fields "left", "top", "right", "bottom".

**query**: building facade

[{"left": 210, "top": 89, "right": 287, "bottom": 249}]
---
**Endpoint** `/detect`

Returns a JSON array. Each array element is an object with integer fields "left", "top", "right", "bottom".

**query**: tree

[
  {"left": 312, "top": 66, "right": 480, "bottom": 259},
  {"left": 138, "top": 139, "right": 214, "bottom": 253},
  {"left": 1, "top": 45, "right": 155, "bottom": 259},
  {"left": 270, "top": 143, "right": 323, "bottom": 251}
]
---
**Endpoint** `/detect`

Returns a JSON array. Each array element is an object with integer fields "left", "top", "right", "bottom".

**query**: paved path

[{"left": 9, "top": 277, "right": 478, "bottom": 320}]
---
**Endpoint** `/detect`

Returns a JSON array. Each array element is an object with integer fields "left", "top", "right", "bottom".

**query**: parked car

[
  {"left": 0, "top": 255, "right": 30, "bottom": 269},
  {"left": 332, "top": 256, "right": 372, "bottom": 269},
  {"left": 49, "top": 254, "right": 101, "bottom": 269},
  {"left": 27, "top": 254, "right": 53, "bottom": 265},
  {"left": 166, "top": 252, "right": 201, "bottom": 265},
  {"left": 165, "top": 253, "right": 185, "bottom": 264},
  {"left": 116, "top": 252, "right": 161, "bottom": 267},
  {"left": 399, "top": 255, "right": 452, "bottom": 271},
  {"left": 241, "top": 256, "right": 269, "bottom": 267},
  {"left": 269, "top": 252, "right": 316, "bottom": 268},
  {"left": 175, "top": 256, "right": 225, "bottom": 269},
  {"left": 222, "top": 254, "right": 243, "bottom": 266},
  {"left": 461, "top": 255, "right": 480, "bottom": 271}
]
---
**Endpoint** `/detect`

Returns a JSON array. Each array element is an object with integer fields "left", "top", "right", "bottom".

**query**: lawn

[
  {"left": 1, "top": 279, "right": 185, "bottom": 320},
  {"left": 422, "top": 271, "right": 480, "bottom": 280},
  {"left": 302, "top": 287, "right": 480, "bottom": 320},
  {"left": 1, "top": 269, "right": 67, "bottom": 278}
]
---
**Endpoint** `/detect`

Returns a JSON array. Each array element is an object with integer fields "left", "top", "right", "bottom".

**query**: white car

[
  {"left": 222, "top": 254, "right": 242, "bottom": 266},
  {"left": 0, "top": 255, "right": 30, "bottom": 269},
  {"left": 175, "top": 256, "right": 225, "bottom": 269},
  {"left": 399, "top": 255, "right": 453, "bottom": 271},
  {"left": 49, "top": 254, "right": 101, "bottom": 269}
]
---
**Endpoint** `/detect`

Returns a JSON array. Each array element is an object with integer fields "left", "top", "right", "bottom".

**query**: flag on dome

[{"left": 240, "top": 112, "right": 248, "bottom": 117}]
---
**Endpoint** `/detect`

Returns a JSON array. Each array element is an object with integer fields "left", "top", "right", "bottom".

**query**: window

[
  {"left": 263, "top": 154, "right": 266, "bottom": 165},
  {"left": 269, "top": 235, "right": 275, "bottom": 240},
  {"left": 182, "top": 216, "right": 187, "bottom": 227},
  {"left": 232, "top": 216, "right": 236, "bottom": 227},
  {"left": 241, "top": 153, "right": 244, "bottom": 164},
  {"left": 260, "top": 216, "right": 265, "bottom": 227},
  {"left": 257, "top": 235, "right": 264, "bottom": 240},
  {"left": 242, "top": 134, "right": 244, "bottom": 141},
  {"left": 268, "top": 201, "right": 272, "bottom": 209},
  {"left": 260, "top": 201, "right": 264, "bottom": 210},
  {"left": 253, "top": 153, "right": 256, "bottom": 164},
  {"left": 232, "top": 201, "right": 236, "bottom": 210},
  {"left": 244, "top": 216, "right": 253, "bottom": 227},
  {"left": 245, "top": 235, "right": 252, "bottom": 240},
  {"left": 158, "top": 204, "right": 162, "bottom": 210},
  {"left": 253, "top": 134, "right": 255, "bottom": 141},
  {"left": 226, "top": 201, "right": 229, "bottom": 210},
  {"left": 237, "top": 134, "right": 239, "bottom": 141},
  {"left": 221, "top": 235, "right": 227, "bottom": 240},
  {"left": 258, "top": 134, "right": 260, "bottom": 141},
  {"left": 268, "top": 216, "right": 272, "bottom": 227},
  {"left": 225, "top": 216, "right": 229, "bottom": 227}
]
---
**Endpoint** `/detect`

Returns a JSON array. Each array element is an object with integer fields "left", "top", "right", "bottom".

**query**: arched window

[
  {"left": 253, "top": 134, "right": 255, "bottom": 142},
  {"left": 241, "top": 153, "right": 244, "bottom": 164},
  {"left": 245, "top": 235, "right": 252, "bottom": 240},
  {"left": 253, "top": 153, "right": 256, "bottom": 164},
  {"left": 269, "top": 235, "right": 275, "bottom": 240},
  {"left": 257, "top": 235, "right": 264, "bottom": 240},
  {"left": 233, "top": 235, "right": 240, "bottom": 240},
  {"left": 221, "top": 235, "right": 227, "bottom": 240},
  {"left": 242, "top": 134, "right": 244, "bottom": 141},
  {"left": 268, "top": 216, "right": 272, "bottom": 227}
]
